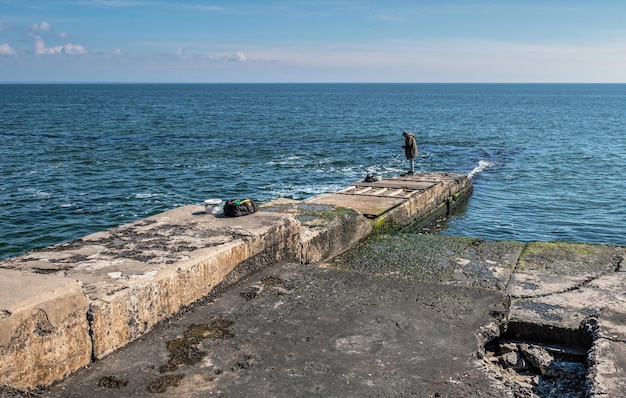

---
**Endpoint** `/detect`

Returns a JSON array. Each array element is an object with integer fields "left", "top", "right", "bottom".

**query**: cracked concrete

[
  {"left": 30, "top": 235, "right": 626, "bottom": 398},
  {"left": 331, "top": 235, "right": 626, "bottom": 396}
]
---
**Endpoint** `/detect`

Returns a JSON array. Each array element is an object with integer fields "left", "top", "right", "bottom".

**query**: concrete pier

[
  {"left": 0, "top": 172, "right": 470, "bottom": 391},
  {"left": 1, "top": 171, "right": 625, "bottom": 397}
]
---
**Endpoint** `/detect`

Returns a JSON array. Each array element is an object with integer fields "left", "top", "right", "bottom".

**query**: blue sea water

[{"left": 1, "top": 83, "right": 625, "bottom": 259}]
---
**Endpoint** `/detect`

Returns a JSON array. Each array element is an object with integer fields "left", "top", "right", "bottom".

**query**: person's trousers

[{"left": 408, "top": 158, "right": 414, "bottom": 173}]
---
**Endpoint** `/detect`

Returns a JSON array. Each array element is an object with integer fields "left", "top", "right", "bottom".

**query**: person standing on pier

[{"left": 401, "top": 131, "right": 418, "bottom": 176}]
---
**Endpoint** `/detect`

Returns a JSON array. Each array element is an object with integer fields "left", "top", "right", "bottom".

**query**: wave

[{"left": 467, "top": 160, "right": 495, "bottom": 180}]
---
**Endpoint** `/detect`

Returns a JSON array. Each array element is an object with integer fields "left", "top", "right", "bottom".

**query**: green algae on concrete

[
  {"left": 328, "top": 234, "right": 524, "bottom": 291},
  {"left": 262, "top": 200, "right": 357, "bottom": 227},
  {"left": 507, "top": 241, "right": 625, "bottom": 330},
  {"left": 517, "top": 241, "right": 621, "bottom": 274},
  {"left": 261, "top": 198, "right": 373, "bottom": 264},
  {"left": 369, "top": 180, "right": 474, "bottom": 235},
  {"left": 296, "top": 205, "right": 356, "bottom": 226}
]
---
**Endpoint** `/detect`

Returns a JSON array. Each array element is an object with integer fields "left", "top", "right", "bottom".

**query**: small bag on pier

[{"left": 223, "top": 198, "right": 259, "bottom": 217}]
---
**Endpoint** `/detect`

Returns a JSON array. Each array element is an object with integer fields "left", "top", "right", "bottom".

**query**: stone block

[
  {"left": 0, "top": 269, "right": 91, "bottom": 390},
  {"left": 299, "top": 208, "right": 372, "bottom": 264}
]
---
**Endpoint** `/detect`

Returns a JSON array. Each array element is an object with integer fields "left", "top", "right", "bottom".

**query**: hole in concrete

[{"left": 483, "top": 321, "right": 592, "bottom": 397}]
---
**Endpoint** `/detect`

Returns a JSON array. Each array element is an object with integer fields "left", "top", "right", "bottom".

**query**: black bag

[{"left": 223, "top": 198, "right": 259, "bottom": 217}]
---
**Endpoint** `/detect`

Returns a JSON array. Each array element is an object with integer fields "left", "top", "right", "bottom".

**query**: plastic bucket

[{"left": 204, "top": 199, "right": 223, "bottom": 214}]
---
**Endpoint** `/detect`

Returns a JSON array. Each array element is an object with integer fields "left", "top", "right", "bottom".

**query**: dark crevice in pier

[
  {"left": 509, "top": 275, "right": 600, "bottom": 300},
  {"left": 86, "top": 306, "right": 97, "bottom": 363},
  {"left": 614, "top": 248, "right": 625, "bottom": 272},
  {"left": 483, "top": 320, "right": 593, "bottom": 397}
]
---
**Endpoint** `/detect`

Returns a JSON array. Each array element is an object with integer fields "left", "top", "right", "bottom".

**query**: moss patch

[
  {"left": 371, "top": 216, "right": 403, "bottom": 234},
  {"left": 146, "top": 374, "right": 185, "bottom": 393},
  {"left": 518, "top": 241, "right": 620, "bottom": 274},
  {"left": 329, "top": 234, "right": 522, "bottom": 290},
  {"left": 297, "top": 206, "right": 356, "bottom": 226},
  {"left": 157, "top": 320, "right": 234, "bottom": 373},
  {"left": 97, "top": 375, "right": 128, "bottom": 389}
]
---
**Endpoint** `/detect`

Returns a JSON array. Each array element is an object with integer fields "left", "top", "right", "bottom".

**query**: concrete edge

[{"left": 0, "top": 269, "right": 91, "bottom": 390}]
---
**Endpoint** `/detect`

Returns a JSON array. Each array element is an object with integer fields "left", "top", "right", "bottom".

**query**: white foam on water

[
  {"left": 34, "top": 190, "right": 52, "bottom": 199},
  {"left": 261, "top": 183, "right": 345, "bottom": 200},
  {"left": 134, "top": 192, "right": 162, "bottom": 199},
  {"left": 468, "top": 160, "right": 495, "bottom": 180}
]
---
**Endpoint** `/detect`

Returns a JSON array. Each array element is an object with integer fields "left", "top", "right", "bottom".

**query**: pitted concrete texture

[
  {"left": 7, "top": 171, "right": 626, "bottom": 396},
  {"left": 32, "top": 236, "right": 626, "bottom": 397},
  {"left": 0, "top": 269, "right": 91, "bottom": 390},
  {"left": 0, "top": 172, "right": 468, "bottom": 391},
  {"left": 0, "top": 205, "right": 302, "bottom": 388},
  {"left": 261, "top": 198, "right": 373, "bottom": 264},
  {"left": 331, "top": 234, "right": 524, "bottom": 290},
  {"left": 506, "top": 242, "right": 626, "bottom": 396},
  {"left": 588, "top": 337, "right": 626, "bottom": 396},
  {"left": 334, "top": 236, "right": 626, "bottom": 396},
  {"left": 0, "top": 199, "right": 376, "bottom": 391},
  {"left": 38, "top": 263, "right": 510, "bottom": 398}
]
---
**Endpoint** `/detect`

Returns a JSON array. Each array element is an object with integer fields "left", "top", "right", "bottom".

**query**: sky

[{"left": 1, "top": 1, "right": 625, "bottom": 83}]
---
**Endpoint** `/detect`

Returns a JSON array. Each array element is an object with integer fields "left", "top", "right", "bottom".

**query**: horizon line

[{"left": 2, "top": 81, "right": 626, "bottom": 85}]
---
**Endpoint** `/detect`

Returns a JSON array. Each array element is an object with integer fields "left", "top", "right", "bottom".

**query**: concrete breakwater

[
  {"left": 0, "top": 172, "right": 469, "bottom": 391},
  {"left": 1, "top": 172, "right": 625, "bottom": 397}
]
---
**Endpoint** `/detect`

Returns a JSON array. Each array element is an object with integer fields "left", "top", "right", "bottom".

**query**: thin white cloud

[
  {"left": 33, "top": 35, "right": 87, "bottom": 55},
  {"left": 0, "top": 22, "right": 11, "bottom": 31},
  {"left": 173, "top": 47, "right": 191, "bottom": 60},
  {"left": 228, "top": 52, "right": 246, "bottom": 62},
  {"left": 32, "top": 21, "right": 52, "bottom": 31},
  {"left": 160, "top": 47, "right": 246, "bottom": 62},
  {"left": 34, "top": 35, "right": 60, "bottom": 54},
  {"left": 64, "top": 43, "right": 87, "bottom": 55},
  {"left": 0, "top": 43, "right": 16, "bottom": 55}
]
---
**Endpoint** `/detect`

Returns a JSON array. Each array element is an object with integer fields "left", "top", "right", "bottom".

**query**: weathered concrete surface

[
  {"left": 335, "top": 236, "right": 626, "bottom": 396},
  {"left": 29, "top": 236, "right": 625, "bottom": 397},
  {"left": 261, "top": 198, "right": 372, "bottom": 264},
  {"left": 3, "top": 172, "right": 458, "bottom": 391},
  {"left": 307, "top": 172, "right": 472, "bottom": 231},
  {"left": 1, "top": 206, "right": 301, "bottom": 361},
  {"left": 331, "top": 234, "right": 523, "bottom": 290},
  {"left": 36, "top": 263, "right": 511, "bottom": 398},
  {"left": 0, "top": 206, "right": 304, "bottom": 391},
  {"left": 0, "top": 269, "right": 91, "bottom": 391},
  {"left": 506, "top": 242, "right": 626, "bottom": 396}
]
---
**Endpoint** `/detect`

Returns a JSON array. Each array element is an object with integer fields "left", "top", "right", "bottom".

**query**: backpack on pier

[{"left": 223, "top": 198, "right": 259, "bottom": 217}]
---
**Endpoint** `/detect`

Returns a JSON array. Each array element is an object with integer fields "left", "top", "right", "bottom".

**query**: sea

[{"left": 1, "top": 83, "right": 625, "bottom": 259}]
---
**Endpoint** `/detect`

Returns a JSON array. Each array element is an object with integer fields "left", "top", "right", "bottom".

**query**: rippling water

[{"left": 1, "top": 83, "right": 625, "bottom": 258}]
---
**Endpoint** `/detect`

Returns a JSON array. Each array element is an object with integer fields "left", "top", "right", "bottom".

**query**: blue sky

[{"left": 1, "top": 1, "right": 625, "bottom": 82}]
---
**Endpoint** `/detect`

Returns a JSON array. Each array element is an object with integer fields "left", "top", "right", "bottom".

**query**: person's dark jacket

[{"left": 403, "top": 133, "right": 418, "bottom": 159}]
